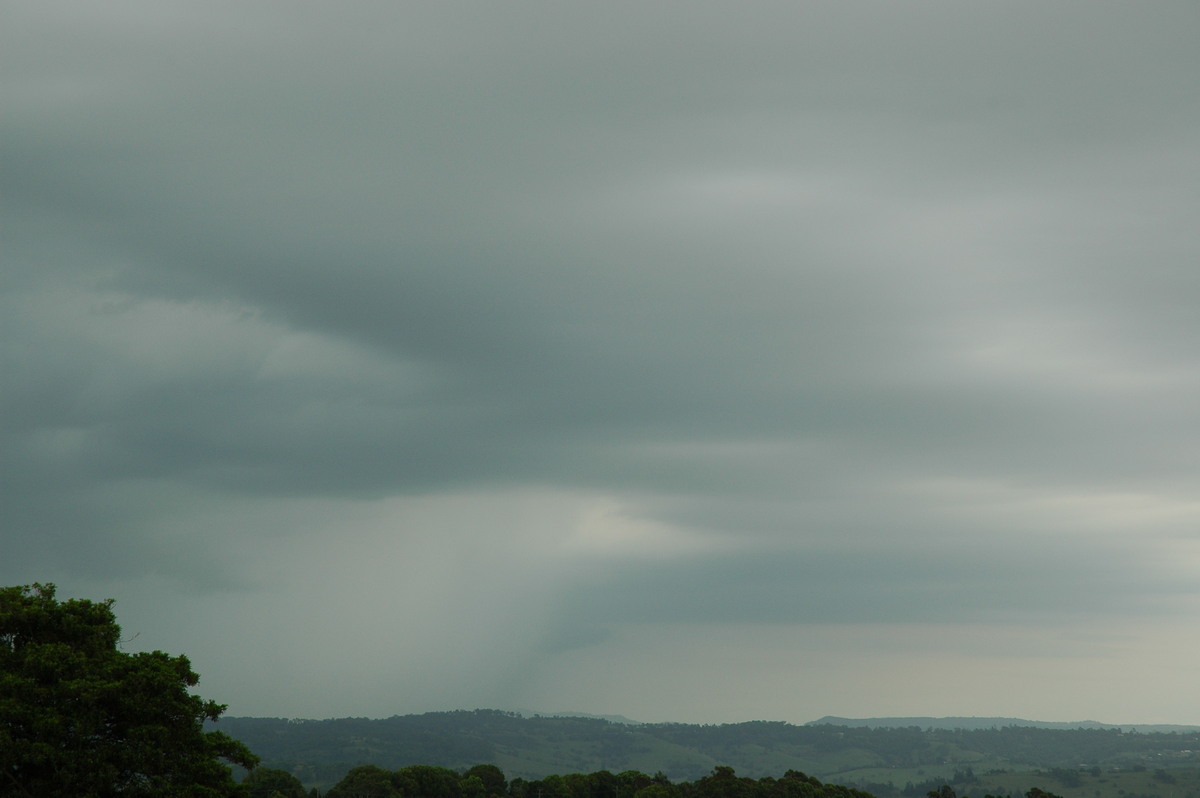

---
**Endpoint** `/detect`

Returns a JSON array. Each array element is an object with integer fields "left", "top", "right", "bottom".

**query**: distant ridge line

[{"left": 807, "top": 715, "right": 1200, "bottom": 732}]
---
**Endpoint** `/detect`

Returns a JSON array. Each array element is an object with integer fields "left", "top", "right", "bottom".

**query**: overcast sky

[{"left": 5, "top": 1, "right": 1200, "bottom": 726}]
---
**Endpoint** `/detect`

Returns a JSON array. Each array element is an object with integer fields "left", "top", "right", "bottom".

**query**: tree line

[
  {"left": 300, "top": 762, "right": 878, "bottom": 798},
  {"left": 252, "top": 761, "right": 1069, "bottom": 798}
]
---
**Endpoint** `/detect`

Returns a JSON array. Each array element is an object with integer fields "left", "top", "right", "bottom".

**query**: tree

[
  {"left": 463, "top": 764, "right": 507, "bottom": 797},
  {"left": 1025, "top": 789, "right": 1063, "bottom": 798},
  {"left": 325, "top": 765, "right": 401, "bottom": 798},
  {"left": 461, "top": 774, "right": 488, "bottom": 798},
  {"left": 243, "top": 767, "right": 307, "bottom": 797},
  {"left": 690, "top": 767, "right": 757, "bottom": 798},
  {"left": 635, "top": 785, "right": 680, "bottom": 798},
  {"left": 395, "top": 765, "right": 463, "bottom": 798},
  {"left": 618, "top": 772, "right": 655, "bottom": 796},
  {"left": 0, "top": 583, "right": 258, "bottom": 797}
]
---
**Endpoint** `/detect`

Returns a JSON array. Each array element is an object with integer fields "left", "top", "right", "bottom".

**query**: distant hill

[
  {"left": 511, "top": 709, "right": 644, "bottom": 725},
  {"left": 808, "top": 716, "right": 1200, "bottom": 733},
  {"left": 212, "top": 709, "right": 1200, "bottom": 791}
]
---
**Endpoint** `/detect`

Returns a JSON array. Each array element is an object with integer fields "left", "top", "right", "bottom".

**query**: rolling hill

[{"left": 211, "top": 710, "right": 1200, "bottom": 792}]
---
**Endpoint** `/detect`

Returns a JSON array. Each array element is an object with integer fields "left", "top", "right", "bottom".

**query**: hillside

[
  {"left": 212, "top": 710, "right": 1200, "bottom": 790},
  {"left": 809, "top": 717, "right": 1200, "bottom": 733}
]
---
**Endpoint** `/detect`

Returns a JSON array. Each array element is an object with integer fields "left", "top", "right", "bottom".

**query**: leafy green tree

[
  {"left": 561, "top": 773, "right": 591, "bottom": 798},
  {"left": 396, "top": 764, "right": 463, "bottom": 798},
  {"left": 690, "top": 767, "right": 757, "bottom": 798},
  {"left": 768, "top": 771, "right": 821, "bottom": 798},
  {"left": 584, "top": 770, "right": 620, "bottom": 798},
  {"left": 635, "top": 784, "right": 681, "bottom": 798},
  {"left": 0, "top": 583, "right": 258, "bottom": 797},
  {"left": 557, "top": 770, "right": 652, "bottom": 798},
  {"left": 243, "top": 766, "right": 307, "bottom": 797},
  {"left": 1025, "top": 789, "right": 1063, "bottom": 798},
  {"left": 464, "top": 765, "right": 507, "bottom": 798},
  {"left": 528, "top": 775, "right": 571, "bottom": 798},
  {"left": 462, "top": 774, "right": 488, "bottom": 798},
  {"left": 618, "top": 772, "right": 654, "bottom": 796},
  {"left": 326, "top": 764, "right": 401, "bottom": 798}
]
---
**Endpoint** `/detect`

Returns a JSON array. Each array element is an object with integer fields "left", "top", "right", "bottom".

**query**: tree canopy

[{"left": 0, "top": 583, "right": 258, "bottom": 797}]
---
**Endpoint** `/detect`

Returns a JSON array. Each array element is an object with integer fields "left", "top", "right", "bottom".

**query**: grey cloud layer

[{"left": 4, "top": 2, "right": 1200, "bottom": 705}]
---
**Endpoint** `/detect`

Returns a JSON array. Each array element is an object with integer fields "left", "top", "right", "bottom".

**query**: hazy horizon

[
  {"left": 5, "top": 2, "right": 1200, "bottom": 726},
  {"left": 215, "top": 708, "right": 1200, "bottom": 731}
]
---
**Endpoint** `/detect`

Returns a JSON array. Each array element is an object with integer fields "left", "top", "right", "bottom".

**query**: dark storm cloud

[
  {"left": 4, "top": 1, "right": 1200, "bottom": 721},
  {"left": 4, "top": 1, "right": 1196, "bottom": 519}
]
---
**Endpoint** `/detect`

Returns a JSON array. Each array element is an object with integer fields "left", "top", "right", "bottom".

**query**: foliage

[
  {"left": 286, "top": 757, "right": 1200, "bottom": 798},
  {"left": 466, "top": 763, "right": 509, "bottom": 796},
  {"left": 211, "top": 711, "right": 1200, "bottom": 787},
  {"left": 243, "top": 766, "right": 308, "bottom": 797},
  {"left": 325, "top": 764, "right": 403, "bottom": 798},
  {"left": 0, "top": 583, "right": 258, "bottom": 797},
  {"left": 396, "top": 764, "right": 467, "bottom": 798},
  {"left": 323, "top": 766, "right": 872, "bottom": 798}
]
